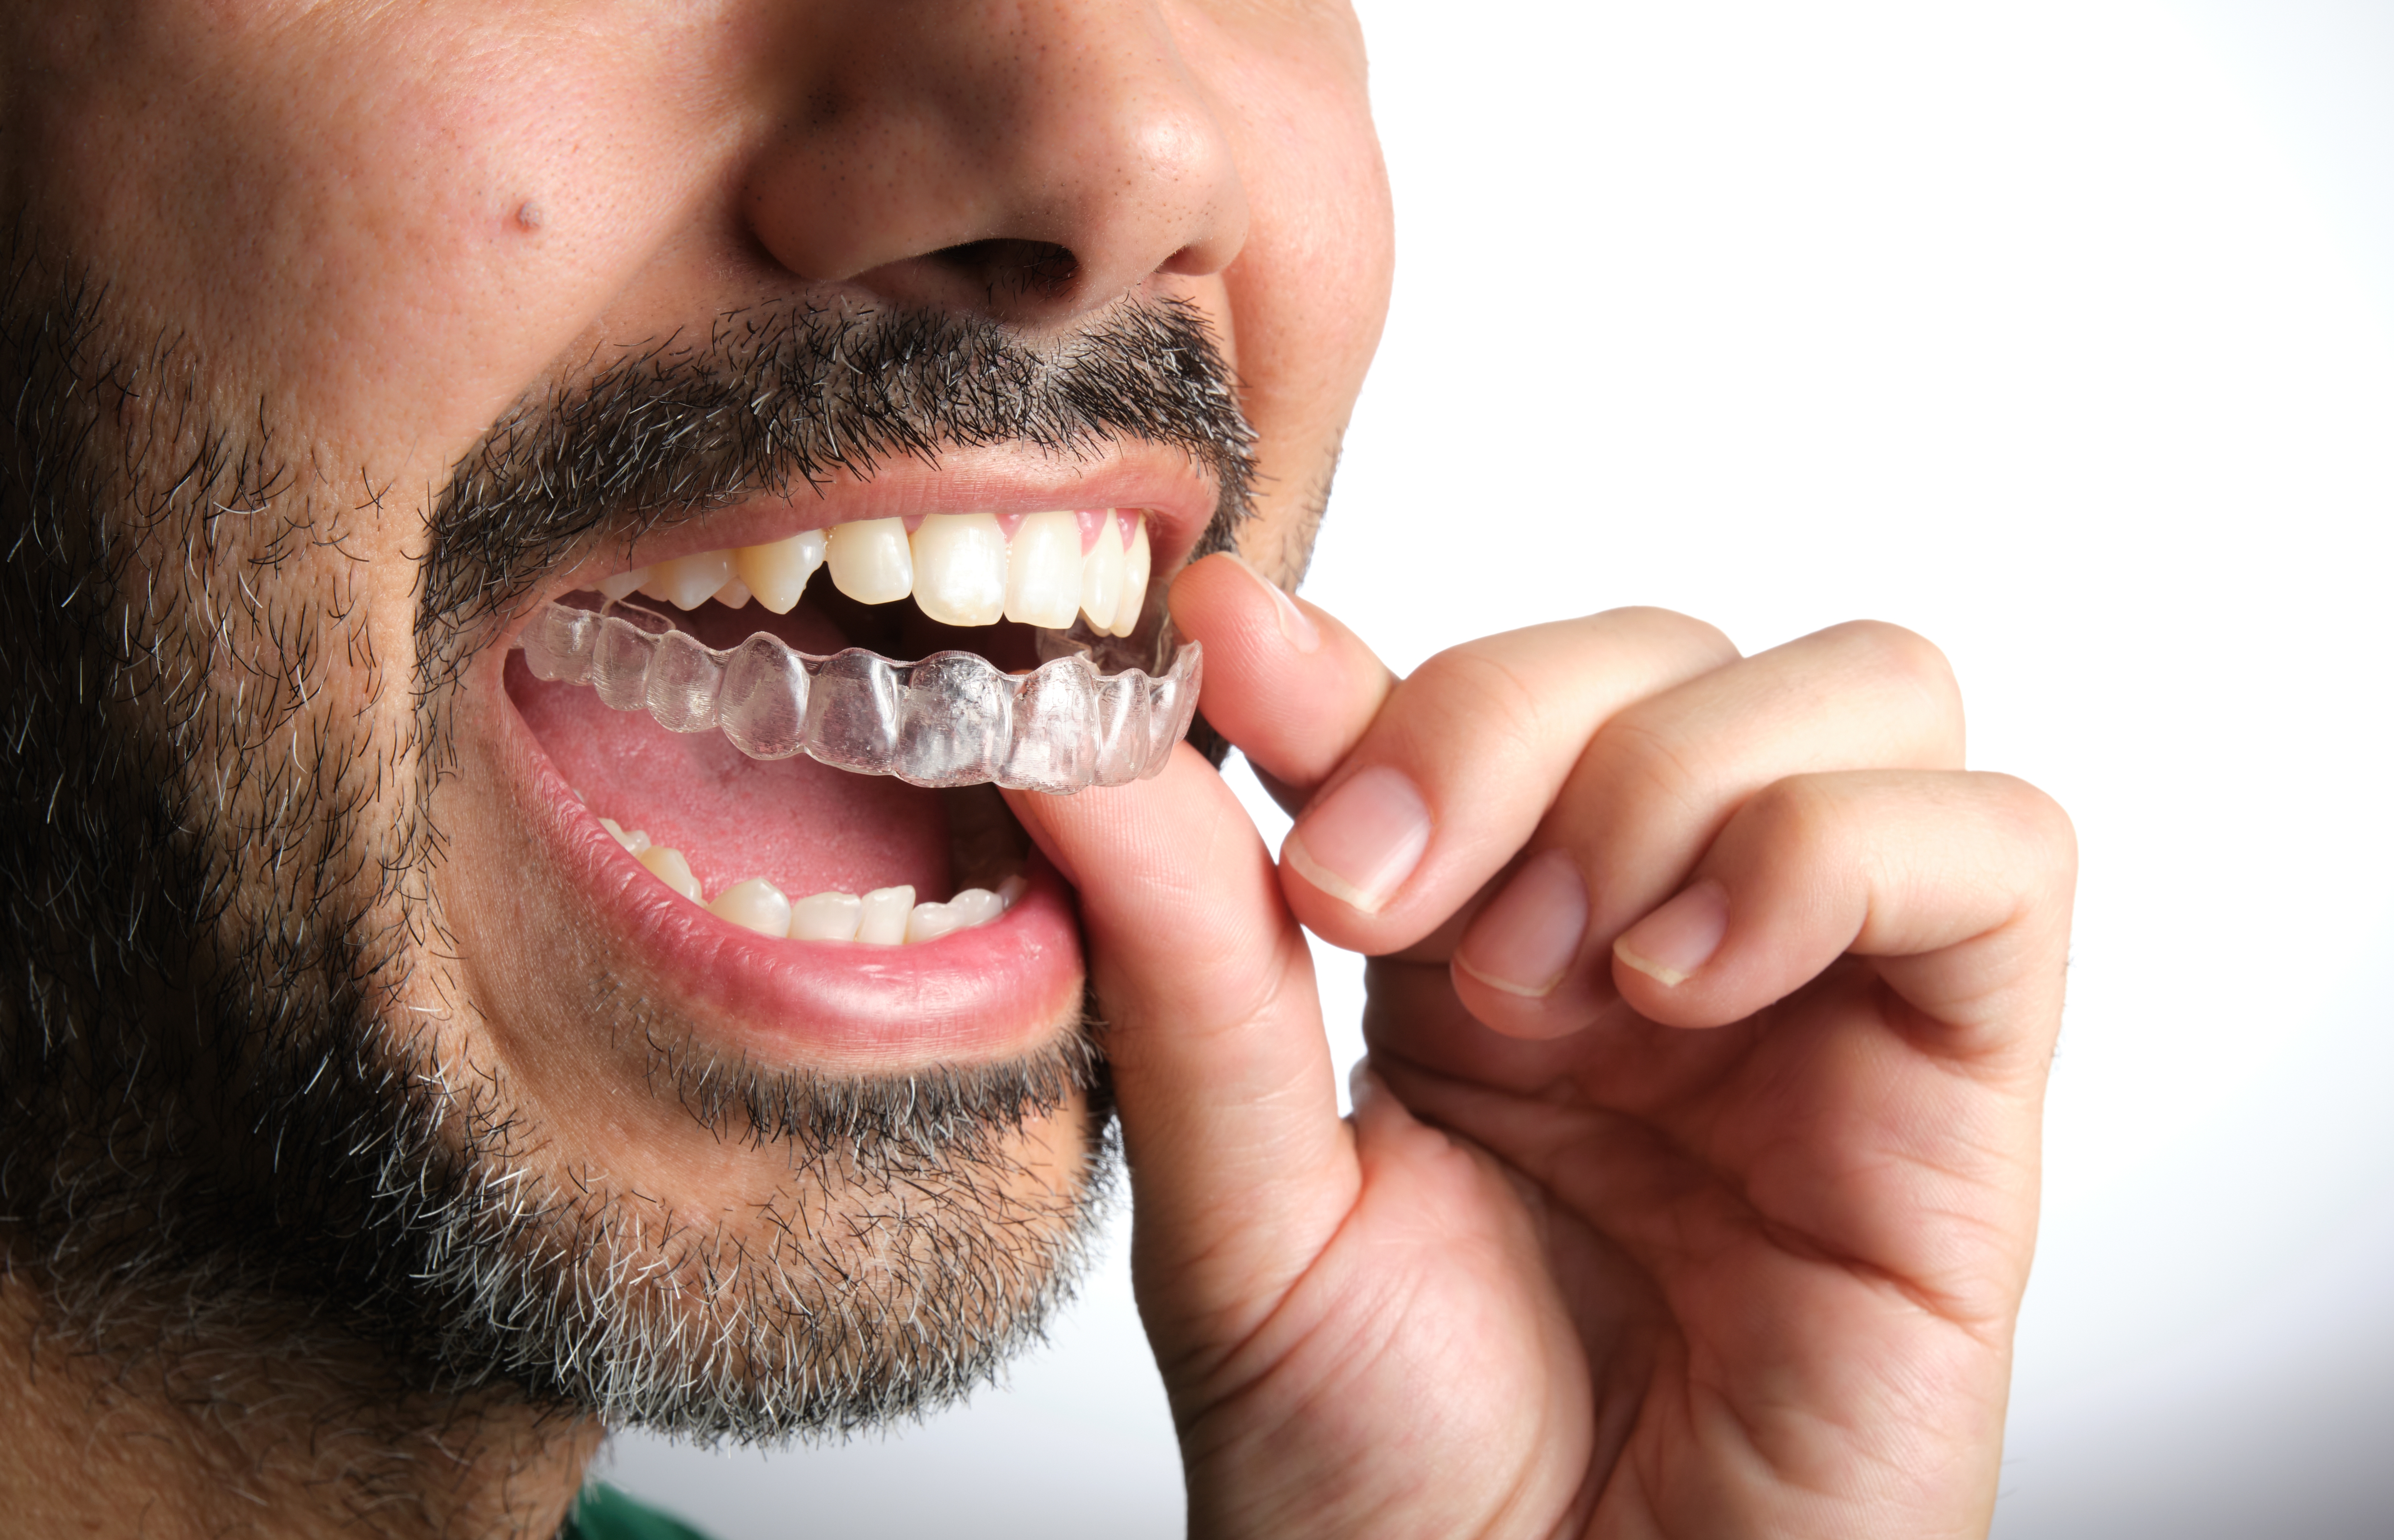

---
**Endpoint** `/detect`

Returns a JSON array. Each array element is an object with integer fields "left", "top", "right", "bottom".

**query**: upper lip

[{"left": 497, "top": 439, "right": 1218, "bottom": 650}]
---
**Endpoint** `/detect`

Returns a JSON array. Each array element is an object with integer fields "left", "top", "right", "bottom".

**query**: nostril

[{"left": 929, "top": 238, "right": 1080, "bottom": 303}]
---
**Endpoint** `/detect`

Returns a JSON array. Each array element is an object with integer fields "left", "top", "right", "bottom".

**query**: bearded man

[{"left": 0, "top": 3, "right": 2076, "bottom": 1537}]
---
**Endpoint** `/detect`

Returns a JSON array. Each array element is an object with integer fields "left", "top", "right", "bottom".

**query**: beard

[{"left": 0, "top": 248, "right": 1255, "bottom": 1444}]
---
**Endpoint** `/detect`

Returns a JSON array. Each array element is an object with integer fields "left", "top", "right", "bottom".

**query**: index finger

[
  {"left": 1169, "top": 551, "right": 1397, "bottom": 808},
  {"left": 1266, "top": 607, "right": 1743, "bottom": 948}
]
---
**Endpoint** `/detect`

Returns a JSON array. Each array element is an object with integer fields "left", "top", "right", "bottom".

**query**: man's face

[{"left": 0, "top": 0, "right": 1389, "bottom": 1435}]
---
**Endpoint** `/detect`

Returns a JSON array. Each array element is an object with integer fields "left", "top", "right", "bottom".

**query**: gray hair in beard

[{"left": 0, "top": 252, "right": 1253, "bottom": 1453}]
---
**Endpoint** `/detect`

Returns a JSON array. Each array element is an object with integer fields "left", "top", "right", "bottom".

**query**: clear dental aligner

[{"left": 515, "top": 599, "right": 1202, "bottom": 794}]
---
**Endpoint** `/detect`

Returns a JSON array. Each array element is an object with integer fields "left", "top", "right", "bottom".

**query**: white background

[{"left": 608, "top": 3, "right": 2394, "bottom": 1534}]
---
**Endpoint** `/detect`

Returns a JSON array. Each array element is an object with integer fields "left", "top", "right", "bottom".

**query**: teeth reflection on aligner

[{"left": 517, "top": 599, "right": 1203, "bottom": 794}]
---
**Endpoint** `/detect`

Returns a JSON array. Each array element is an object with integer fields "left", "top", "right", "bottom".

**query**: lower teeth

[
  {"left": 596, "top": 815, "right": 1024, "bottom": 945},
  {"left": 515, "top": 599, "right": 1201, "bottom": 793}
]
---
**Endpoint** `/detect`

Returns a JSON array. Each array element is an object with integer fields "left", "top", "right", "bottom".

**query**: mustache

[{"left": 416, "top": 294, "right": 1257, "bottom": 688}]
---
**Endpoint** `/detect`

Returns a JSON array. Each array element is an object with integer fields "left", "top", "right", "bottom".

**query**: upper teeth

[{"left": 595, "top": 511, "right": 1153, "bottom": 639}]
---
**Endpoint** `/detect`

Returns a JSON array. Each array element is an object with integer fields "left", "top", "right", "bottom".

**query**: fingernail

[
  {"left": 1453, "top": 849, "right": 1590, "bottom": 998},
  {"left": 1283, "top": 766, "right": 1432, "bottom": 915},
  {"left": 1220, "top": 552, "right": 1321, "bottom": 653},
  {"left": 1613, "top": 878, "right": 1730, "bottom": 987}
]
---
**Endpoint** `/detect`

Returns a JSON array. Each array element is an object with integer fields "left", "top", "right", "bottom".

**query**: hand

[{"left": 1005, "top": 554, "right": 2075, "bottom": 1539}]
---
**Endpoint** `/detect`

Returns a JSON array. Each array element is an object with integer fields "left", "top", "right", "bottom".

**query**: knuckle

[
  {"left": 1593, "top": 605, "right": 1740, "bottom": 668},
  {"left": 1828, "top": 618, "right": 1959, "bottom": 700},
  {"left": 1980, "top": 771, "right": 2080, "bottom": 878},
  {"left": 1583, "top": 710, "right": 1713, "bottom": 824},
  {"left": 1402, "top": 644, "right": 1547, "bottom": 763},
  {"left": 1822, "top": 620, "right": 1965, "bottom": 757},
  {"left": 1738, "top": 773, "right": 1848, "bottom": 855}
]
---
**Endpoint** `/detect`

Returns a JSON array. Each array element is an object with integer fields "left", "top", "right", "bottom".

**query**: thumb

[{"left": 1006, "top": 746, "right": 1358, "bottom": 1353}]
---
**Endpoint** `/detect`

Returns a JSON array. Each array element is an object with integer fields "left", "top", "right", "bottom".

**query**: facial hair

[{"left": 0, "top": 245, "right": 1255, "bottom": 1444}]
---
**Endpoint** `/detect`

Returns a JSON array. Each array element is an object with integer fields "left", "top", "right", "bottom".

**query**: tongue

[{"left": 507, "top": 646, "right": 952, "bottom": 903}]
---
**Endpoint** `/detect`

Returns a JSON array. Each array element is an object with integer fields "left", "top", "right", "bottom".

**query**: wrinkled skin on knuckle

[
  {"left": 1584, "top": 709, "right": 1721, "bottom": 840},
  {"left": 1392, "top": 642, "right": 1552, "bottom": 782}
]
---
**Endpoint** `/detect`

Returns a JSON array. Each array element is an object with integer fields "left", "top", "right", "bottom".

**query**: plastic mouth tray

[{"left": 514, "top": 599, "right": 1201, "bottom": 793}]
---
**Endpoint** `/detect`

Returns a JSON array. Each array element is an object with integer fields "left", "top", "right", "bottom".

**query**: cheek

[
  {"left": 18, "top": 5, "right": 747, "bottom": 474},
  {"left": 1230, "top": 64, "right": 1395, "bottom": 362},
  {"left": 1192, "top": 23, "right": 1394, "bottom": 549},
  {"left": 1229, "top": 100, "right": 1393, "bottom": 412}
]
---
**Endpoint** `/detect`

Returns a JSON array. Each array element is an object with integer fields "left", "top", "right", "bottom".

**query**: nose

[{"left": 742, "top": 0, "right": 1250, "bottom": 326}]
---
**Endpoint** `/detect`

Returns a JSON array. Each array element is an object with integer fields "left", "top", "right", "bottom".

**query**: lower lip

[{"left": 484, "top": 668, "right": 1087, "bottom": 1073}]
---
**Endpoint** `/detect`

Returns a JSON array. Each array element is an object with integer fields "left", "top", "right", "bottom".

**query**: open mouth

[{"left": 484, "top": 499, "right": 1199, "bottom": 1065}]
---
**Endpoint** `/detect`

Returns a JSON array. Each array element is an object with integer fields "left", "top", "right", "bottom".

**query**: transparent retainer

[{"left": 513, "top": 600, "right": 1202, "bottom": 794}]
